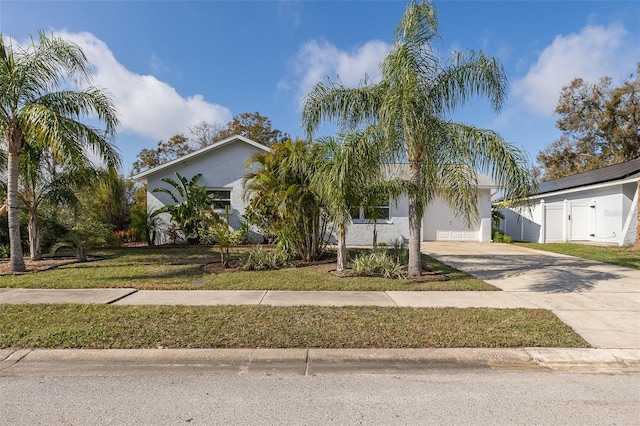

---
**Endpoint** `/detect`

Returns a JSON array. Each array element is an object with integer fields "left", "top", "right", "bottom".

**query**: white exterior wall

[
  {"left": 144, "top": 141, "right": 266, "bottom": 244},
  {"left": 345, "top": 195, "right": 410, "bottom": 246},
  {"left": 501, "top": 180, "right": 639, "bottom": 246},
  {"left": 422, "top": 188, "right": 493, "bottom": 242}
]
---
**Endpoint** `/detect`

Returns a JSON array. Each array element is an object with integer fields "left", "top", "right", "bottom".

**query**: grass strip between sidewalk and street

[{"left": 0, "top": 304, "right": 589, "bottom": 349}]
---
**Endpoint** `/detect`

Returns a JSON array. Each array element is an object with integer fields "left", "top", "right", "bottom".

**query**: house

[
  {"left": 132, "top": 135, "right": 498, "bottom": 245},
  {"left": 499, "top": 158, "right": 640, "bottom": 246},
  {"left": 131, "top": 135, "right": 272, "bottom": 244}
]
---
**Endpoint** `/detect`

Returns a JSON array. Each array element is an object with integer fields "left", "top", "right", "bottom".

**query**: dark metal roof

[{"left": 537, "top": 157, "right": 640, "bottom": 195}]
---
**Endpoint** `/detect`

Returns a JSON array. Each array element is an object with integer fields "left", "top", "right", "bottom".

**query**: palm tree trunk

[
  {"left": 7, "top": 151, "right": 26, "bottom": 272},
  {"left": 407, "top": 163, "right": 422, "bottom": 277},
  {"left": 28, "top": 210, "right": 42, "bottom": 260},
  {"left": 336, "top": 222, "right": 347, "bottom": 272}
]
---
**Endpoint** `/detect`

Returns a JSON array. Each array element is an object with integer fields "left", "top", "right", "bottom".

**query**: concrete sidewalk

[
  {"left": 0, "top": 288, "right": 537, "bottom": 308},
  {"left": 1, "top": 241, "right": 638, "bottom": 372}
]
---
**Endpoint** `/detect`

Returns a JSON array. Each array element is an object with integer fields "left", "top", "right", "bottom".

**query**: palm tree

[
  {"left": 0, "top": 31, "right": 120, "bottom": 271},
  {"left": 18, "top": 142, "right": 100, "bottom": 260},
  {"left": 243, "top": 139, "right": 328, "bottom": 261},
  {"left": 313, "top": 128, "right": 403, "bottom": 272},
  {"left": 302, "top": 0, "right": 534, "bottom": 276}
]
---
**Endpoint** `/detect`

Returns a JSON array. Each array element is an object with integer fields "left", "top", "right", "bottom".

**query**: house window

[
  {"left": 350, "top": 201, "right": 390, "bottom": 222},
  {"left": 207, "top": 189, "right": 231, "bottom": 209}
]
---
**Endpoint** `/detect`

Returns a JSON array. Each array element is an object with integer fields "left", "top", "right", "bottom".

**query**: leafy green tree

[
  {"left": 131, "top": 134, "right": 191, "bottom": 175},
  {"left": 129, "top": 185, "right": 160, "bottom": 245},
  {"left": 214, "top": 112, "right": 290, "bottom": 147},
  {"left": 78, "top": 167, "right": 133, "bottom": 232},
  {"left": 302, "top": 0, "right": 533, "bottom": 277},
  {"left": 536, "top": 64, "right": 640, "bottom": 180},
  {"left": 132, "top": 113, "right": 289, "bottom": 175},
  {"left": 152, "top": 172, "right": 219, "bottom": 244},
  {"left": 0, "top": 31, "right": 120, "bottom": 272},
  {"left": 243, "top": 139, "right": 328, "bottom": 262}
]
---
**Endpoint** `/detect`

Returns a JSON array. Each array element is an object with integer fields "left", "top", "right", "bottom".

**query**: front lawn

[
  {"left": 0, "top": 304, "right": 589, "bottom": 349},
  {"left": 0, "top": 246, "right": 497, "bottom": 291},
  {"left": 515, "top": 242, "right": 640, "bottom": 270}
]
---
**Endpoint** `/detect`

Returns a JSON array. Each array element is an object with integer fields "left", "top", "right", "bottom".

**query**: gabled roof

[
  {"left": 537, "top": 157, "right": 640, "bottom": 195},
  {"left": 131, "top": 135, "right": 272, "bottom": 181}
]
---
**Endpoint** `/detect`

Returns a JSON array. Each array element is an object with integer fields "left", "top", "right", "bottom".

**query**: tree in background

[
  {"left": 131, "top": 133, "right": 191, "bottom": 175},
  {"left": 131, "top": 113, "right": 288, "bottom": 175},
  {"left": 303, "top": 0, "right": 533, "bottom": 277},
  {"left": 536, "top": 64, "right": 640, "bottom": 180},
  {"left": 79, "top": 167, "right": 134, "bottom": 232},
  {"left": 0, "top": 32, "right": 120, "bottom": 272},
  {"left": 213, "top": 112, "right": 289, "bottom": 147}
]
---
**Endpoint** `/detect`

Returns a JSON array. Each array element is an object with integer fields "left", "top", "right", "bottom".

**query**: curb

[{"left": 2, "top": 348, "right": 639, "bottom": 377}]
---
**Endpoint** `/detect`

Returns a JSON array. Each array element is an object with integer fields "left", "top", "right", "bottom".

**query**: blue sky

[{"left": 2, "top": 1, "right": 639, "bottom": 174}]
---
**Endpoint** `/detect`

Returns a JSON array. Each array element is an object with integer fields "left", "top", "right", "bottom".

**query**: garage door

[
  {"left": 436, "top": 230, "right": 478, "bottom": 241},
  {"left": 423, "top": 198, "right": 479, "bottom": 241}
]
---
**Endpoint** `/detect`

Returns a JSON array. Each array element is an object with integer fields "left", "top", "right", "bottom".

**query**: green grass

[
  {"left": 515, "top": 242, "right": 640, "bottom": 270},
  {"left": 0, "top": 304, "right": 589, "bottom": 349},
  {"left": 0, "top": 246, "right": 497, "bottom": 291}
]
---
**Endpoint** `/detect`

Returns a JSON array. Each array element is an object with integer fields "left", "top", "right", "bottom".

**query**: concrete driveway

[{"left": 421, "top": 242, "right": 640, "bottom": 349}]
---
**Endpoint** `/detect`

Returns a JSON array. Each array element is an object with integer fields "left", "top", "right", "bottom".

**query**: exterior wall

[
  {"left": 422, "top": 188, "right": 493, "bottom": 242},
  {"left": 501, "top": 181, "right": 639, "bottom": 246},
  {"left": 344, "top": 195, "right": 410, "bottom": 246},
  {"left": 145, "top": 141, "right": 266, "bottom": 244},
  {"left": 344, "top": 188, "right": 493, "bottom": 246}
]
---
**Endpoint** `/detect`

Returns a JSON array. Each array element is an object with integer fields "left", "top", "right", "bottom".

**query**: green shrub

[
  {"left": 239, "top": 245, "right": 279, "bottom": 271},
  {"left": 350, "top": 251, "right": 406, "bottom": 279},
  {"left": 493, "top": 231, "right": 513, "bottom": 243}
]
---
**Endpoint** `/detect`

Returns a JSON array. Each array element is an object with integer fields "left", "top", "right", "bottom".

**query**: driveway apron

[{"left": 421, "top": 242, "right": 640, "bottom": 349}]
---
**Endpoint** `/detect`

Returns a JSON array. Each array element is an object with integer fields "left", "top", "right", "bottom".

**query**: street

[{"left": 2, "top": 370, "right": 639, "bottom": 425}]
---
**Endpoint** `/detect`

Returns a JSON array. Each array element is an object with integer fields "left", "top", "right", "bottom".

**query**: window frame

[
  {"left": 206, "top": 188, "right": 232, "bottom": 210},
  {"left": 350, "top": 201, "right": 391, "bottom": 223}
]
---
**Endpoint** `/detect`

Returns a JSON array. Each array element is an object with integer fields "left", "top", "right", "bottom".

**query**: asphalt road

[{"left": 2, "top": 371, "right": 639, "bottom": 425}]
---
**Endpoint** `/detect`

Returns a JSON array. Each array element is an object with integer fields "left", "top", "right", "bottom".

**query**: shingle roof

[{"left": 537, "top": 157, "right": 640, "bottom": 195}]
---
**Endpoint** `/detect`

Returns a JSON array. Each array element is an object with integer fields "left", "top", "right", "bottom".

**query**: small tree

[{"left": 202, "top": 205, "right": 243, "bottom": 268}]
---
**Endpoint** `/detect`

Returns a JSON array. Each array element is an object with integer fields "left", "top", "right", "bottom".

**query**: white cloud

[
  {"left": 282, "top": 39, "right": 391, "bottom": 107},
  {"left": 512, "top": 23, "right": 636, "bottom": 116},
  {"left": 54, "top": 31, "right": 232, "bottom": 140}
]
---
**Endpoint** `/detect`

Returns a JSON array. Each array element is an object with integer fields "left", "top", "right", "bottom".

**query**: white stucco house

[
  {"left": 132, "top": 135, "right": 498, "bottom": 245},
  {"left": 499, "top": 158, "right": 640, "bottom": 246}
]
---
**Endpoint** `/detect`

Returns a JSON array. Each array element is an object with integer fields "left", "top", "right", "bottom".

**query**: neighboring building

[
  {"left": 132, "top": 135, "right": 498, "bottom": 245},
  {"left": 499, "top": 158, "right": 640, "bottom": 246}
]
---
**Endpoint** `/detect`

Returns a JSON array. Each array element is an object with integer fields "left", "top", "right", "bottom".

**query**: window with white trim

[
  {"left": 207, "top": 189, "right": 231, "bottom": 209},
  {"left": 350, "top": 201, "right": 390, "bottom": 222}
]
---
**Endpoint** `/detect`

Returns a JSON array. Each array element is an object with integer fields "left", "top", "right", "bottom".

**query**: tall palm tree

[
  {"left": 302, "top": 0, "right": 534, "bottom": 276},
  {"left": 0, "top": 31, "right": 119, "bottom": 271}
]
